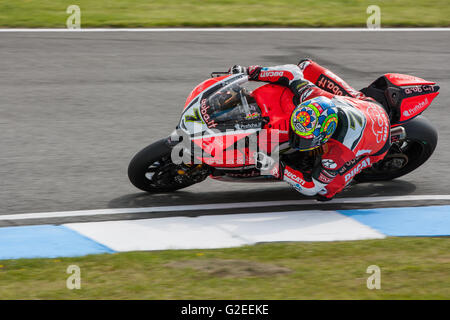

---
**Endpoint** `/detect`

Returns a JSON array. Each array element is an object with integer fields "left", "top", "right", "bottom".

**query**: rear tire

[{"left": 355, "top": 116, "right": 437, "bottom": 182}]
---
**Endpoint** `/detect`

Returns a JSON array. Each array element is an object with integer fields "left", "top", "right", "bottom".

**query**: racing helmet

[{"left": 289, "top": 96, "right": 338, "bottom": 151}]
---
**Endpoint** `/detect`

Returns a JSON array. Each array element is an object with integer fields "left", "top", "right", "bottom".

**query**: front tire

[{"left": 128, "top": 138, "right": 208, "bottom": 193}]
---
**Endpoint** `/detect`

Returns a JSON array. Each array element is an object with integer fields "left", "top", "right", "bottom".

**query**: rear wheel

[
  {"left": 128, "top": 138, "right": 210, "bottom": 193},
  {"left": 355, "top": 116, "right": 437, "bottom": 182}
]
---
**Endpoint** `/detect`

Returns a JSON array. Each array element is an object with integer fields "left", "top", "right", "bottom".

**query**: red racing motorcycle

[{"left": 128, "top": 70, "right": 439, "bottom": 193}]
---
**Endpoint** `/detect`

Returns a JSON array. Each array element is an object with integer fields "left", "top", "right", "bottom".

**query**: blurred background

[{"left": 0, "top": 0, "right": 449, "bottom": 28}]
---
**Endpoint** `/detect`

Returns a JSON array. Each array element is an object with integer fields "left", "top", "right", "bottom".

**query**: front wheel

[
  {"left": 128, "top": 138, "right": 210, "bottom": 193},
  {"left": 355, "top": 116, "right": 437, "bottom": 182}
]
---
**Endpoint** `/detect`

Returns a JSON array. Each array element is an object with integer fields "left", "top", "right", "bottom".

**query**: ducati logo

[
  {"left": 260, "top": 71, "right": 284, "bottom": 78},
  {"left": 284, "top": 169, "right": 306, "bottom": 186},
  {"left": 344, "top": 158, "right": 371, "bottom": 182}
]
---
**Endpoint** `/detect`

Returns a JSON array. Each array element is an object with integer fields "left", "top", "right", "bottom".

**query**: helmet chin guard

[{"left": 289, "top": 97, "right": 338, "bottom": 151}]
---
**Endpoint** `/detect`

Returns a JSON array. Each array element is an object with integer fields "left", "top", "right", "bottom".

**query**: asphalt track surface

[{"left": 1, "top": 31, "right": 449, "bottom": 225}]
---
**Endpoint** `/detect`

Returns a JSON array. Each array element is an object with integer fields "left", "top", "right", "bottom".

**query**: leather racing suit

[{"left": 247, "top": 59, "right": 391, "bottom": 200}]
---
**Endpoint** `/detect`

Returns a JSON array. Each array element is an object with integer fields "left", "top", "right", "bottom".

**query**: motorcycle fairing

[
  {"left": 384, "top": 73, "right": 440, "bottom": 123},
  {"left": 397, "top": 91, "right": 439, "bottom": 122},
  {"left": 384, "top": 73, "right": 435, "bottom": 87},
  {"left": 361, "top": 73, "right": 440, "bottom": 124},
  {"left": 178, "top": 74, "right": 264, "bottom": 168},
  {"left": 184, "top": 75, "right": 229, "bottom": 109},
  {"left": 179, "top": 74, "right": 260, "bottom": 135},
  {"left": 198, "top": 83, "right": 299, "bottom": 168}
]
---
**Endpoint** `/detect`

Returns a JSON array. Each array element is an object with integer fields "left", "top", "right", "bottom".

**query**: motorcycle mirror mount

[{"left": 211, "top": 71, "right": 229, "bottom": 78}]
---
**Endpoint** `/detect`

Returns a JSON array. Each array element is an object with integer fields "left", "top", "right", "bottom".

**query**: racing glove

[
  {"left": 228, "top": 65, "right": 263, "bottom": 80},
  {"left": 228, "top": 65, "right": 248, "bottom": 75}
]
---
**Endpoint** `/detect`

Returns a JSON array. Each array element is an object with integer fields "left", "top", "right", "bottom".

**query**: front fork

[{"left": 166, "top": 131, "right": 212, "bottom": 182}]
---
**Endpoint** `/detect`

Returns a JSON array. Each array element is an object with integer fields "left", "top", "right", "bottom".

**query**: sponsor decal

[
  {"left": 404, "top": 86, "right": 423, "bottom": 95},
  {"left": 322, "top": 158, "right": 337, "bottom": 169},
  {"left": 284, "top": 168, "right": 307, "bottom": 186},
  {"left": 318, "top": 172, "right": 333, "bottom": 184},
  {"left": 404, "top": 85, "right": 435, "bottom": 96},
  {"left": 339, "top": 158, "right": 357, "bottom": 175},
  {"left": 317, "top": 74, "right": 346, "bottom": 96},
  {"left": 403, "top": 97, "right": 429, "bottom": 118},
  {"left": 260, "top": 70, "right": 284, "bottom": 78},
  {"left": 344, "top": 157, "right": 371, "bottom": 182},
  {"left": 323, "top": 71, "right": 363, "bottom": 98},
  {"left": 422, "top": 85, "right": 435, "bottom": 92},
  {"left": 245, "top": 112, "right": 260, "bottom": 120},
  {"left": 200, "top": 99, "right": 218, "bottom": 128},
  {"left": 235, "top": 122, "right": 261, "bottom": 130}
]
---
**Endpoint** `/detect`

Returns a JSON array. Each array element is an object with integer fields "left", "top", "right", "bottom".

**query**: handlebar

[{"left": 210, "top": 71, "right": 229, "bottom": 78}]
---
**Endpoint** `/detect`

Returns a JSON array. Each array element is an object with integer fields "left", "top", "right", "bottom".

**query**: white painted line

[
  {"left": 65, "top": 210, "right": 385, "bottom": 251},
  {"left": 0, "top": 28, "right": 449, "bottom": 32},
  {"left": 1, "top": 195, "right": 450, "bottom": 221}
]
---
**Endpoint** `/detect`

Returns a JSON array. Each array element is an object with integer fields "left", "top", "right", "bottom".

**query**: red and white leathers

[{"left": 247, "top": 59, "right": 391, "bottom": 199}]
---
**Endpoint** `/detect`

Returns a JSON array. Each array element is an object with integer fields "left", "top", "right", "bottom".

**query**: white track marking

[
  {"left": 65, "top": 210, "right": 385, "bottom": 251},
  {"left": 1, "top": 195, "right": 450, "bottom": 221},
  {"left": 0, "top": 28, "right": 449, "bottom": 32}
]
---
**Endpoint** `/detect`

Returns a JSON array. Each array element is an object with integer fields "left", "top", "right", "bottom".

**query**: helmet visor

[{"left": 289, "top": 130, "right": 324, "bottom": 151}]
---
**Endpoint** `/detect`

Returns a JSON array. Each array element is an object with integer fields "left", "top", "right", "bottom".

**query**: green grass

[
  {"left": 0, "top": 0, "right": 449, "bottom": 28},
  {"left": 0, "top": 237, "right": 449, "bottom": 299}
]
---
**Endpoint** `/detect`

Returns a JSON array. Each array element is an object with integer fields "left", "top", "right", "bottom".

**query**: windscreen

[{"left": 205, "top": 82, "right": 261, "bottom": 125}]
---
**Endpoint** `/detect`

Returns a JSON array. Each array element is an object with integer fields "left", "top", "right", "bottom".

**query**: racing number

[
  {"left": 184, "top": 108, "right": 202, "bottom": 123},
  {"left": 338, "top": 105, "right": 366, "bottom": 150},
  {"left": 347, "top": 110, "right": 364, "bottom": 130}
]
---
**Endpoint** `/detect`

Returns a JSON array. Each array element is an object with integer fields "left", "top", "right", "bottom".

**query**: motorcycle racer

[{"left": 230, "top": 60, "right": 391, "bottom": 201}]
